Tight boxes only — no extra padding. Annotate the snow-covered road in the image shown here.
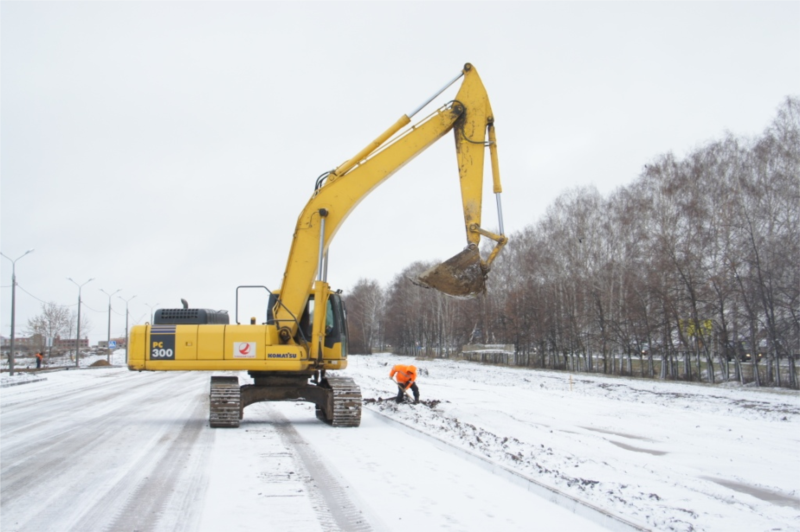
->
[1,370,214,531]
[0,363,603,532]
[1,353,798,531]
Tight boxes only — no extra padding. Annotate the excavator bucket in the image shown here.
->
[412,245,487,298]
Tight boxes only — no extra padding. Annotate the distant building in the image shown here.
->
[0,334,45,354]
[53,336,89,349]
[15,334,45,347]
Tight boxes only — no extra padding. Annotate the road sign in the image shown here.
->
[109,341,117,349]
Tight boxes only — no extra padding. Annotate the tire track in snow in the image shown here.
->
[0,373,199,499]
[0,368,155,411]
[265,404,373,532]
[85,397,211,532]
[0,372,208,532]
[0,372,188,453]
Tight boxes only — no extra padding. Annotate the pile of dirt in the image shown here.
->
[89,360,111,367]
[363,397,443,409]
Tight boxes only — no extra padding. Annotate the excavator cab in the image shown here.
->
[267,291,349,357]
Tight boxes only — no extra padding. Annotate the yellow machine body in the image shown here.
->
[128,287,349,373]
[127,325,349,372]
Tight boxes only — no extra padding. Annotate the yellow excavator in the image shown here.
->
[128,63,508,427]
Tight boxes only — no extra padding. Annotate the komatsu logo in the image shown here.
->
[267,353,297,359]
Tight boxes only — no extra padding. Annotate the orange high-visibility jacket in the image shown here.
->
[390,365,417,388]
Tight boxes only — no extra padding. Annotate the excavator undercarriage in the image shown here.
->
[209,373,362,428]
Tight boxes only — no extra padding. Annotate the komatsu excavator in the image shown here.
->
[128,63,508,428]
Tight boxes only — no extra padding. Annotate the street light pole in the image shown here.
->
[100,288,121,363]
[119,295,136,364]
[1,249,34,377]
[145,302,160,324]
[68,277,94,368]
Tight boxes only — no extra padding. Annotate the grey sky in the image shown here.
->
[2,1,799,344]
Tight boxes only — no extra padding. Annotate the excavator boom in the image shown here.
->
[274,63,508,342]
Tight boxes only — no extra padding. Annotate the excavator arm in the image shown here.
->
[273,63,508,348]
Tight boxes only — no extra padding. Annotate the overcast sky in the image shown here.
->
[2,1,798,344]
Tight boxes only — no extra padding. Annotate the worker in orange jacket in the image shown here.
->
[390,364,420,404]
[35,352,43,369]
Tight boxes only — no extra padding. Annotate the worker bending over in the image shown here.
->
[390,364,420,404]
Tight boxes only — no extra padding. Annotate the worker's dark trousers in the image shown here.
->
[396,382,419,403]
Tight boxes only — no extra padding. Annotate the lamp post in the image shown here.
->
[68,277,94,368]
[144,302,160,324]
[1,249,34,376]
[100,288,121,363]
[119,295,136,364]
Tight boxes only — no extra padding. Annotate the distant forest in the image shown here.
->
[344,97,799,388]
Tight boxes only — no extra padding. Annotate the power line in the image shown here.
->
[15,284,51,304]
[11,284,128,314]
[14,284,82,307]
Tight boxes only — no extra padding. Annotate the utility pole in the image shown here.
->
[1,249,34,376]
[145,302,160,324]
[100,288,121,363]
[119,295,136,364]
[68,277,94,368]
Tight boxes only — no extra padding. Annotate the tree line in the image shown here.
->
[23,302,93,347]
[344,97,800,388]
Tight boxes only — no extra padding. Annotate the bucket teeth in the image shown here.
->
[413,245,487,298]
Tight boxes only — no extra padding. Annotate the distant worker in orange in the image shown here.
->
[390,364,420,404]
[35,352,43,369]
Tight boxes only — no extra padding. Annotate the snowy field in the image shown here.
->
[1,351,798,531]
[351,354,800,531]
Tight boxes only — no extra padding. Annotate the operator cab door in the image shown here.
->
[267,292,348,356]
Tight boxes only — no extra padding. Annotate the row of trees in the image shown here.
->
[24,302,92,347]
[345,97,799,388]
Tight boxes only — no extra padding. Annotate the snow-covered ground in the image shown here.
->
[0,351,122,387]
[1,352,798,531]
[349,354,800,531]
[0,350,121,373]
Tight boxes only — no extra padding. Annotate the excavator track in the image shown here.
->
[317,377,362,427]
[209,376,241,428]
